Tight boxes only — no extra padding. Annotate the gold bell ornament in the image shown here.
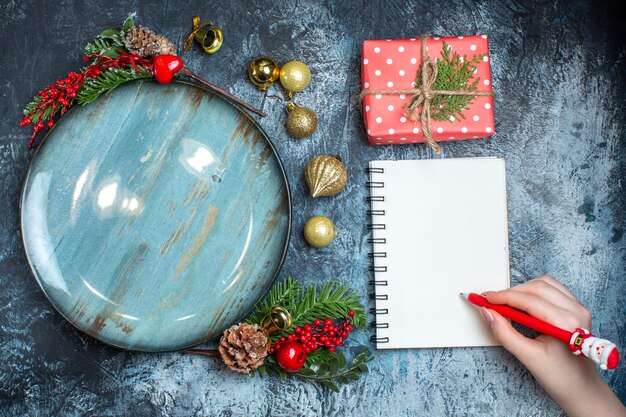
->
[285,102,318,138]
[304,216,338,248]
[280,61,311,98]
[304,155,348,198]
[248,56,281,91]
[183,16,223,54]
[260,306,293,335]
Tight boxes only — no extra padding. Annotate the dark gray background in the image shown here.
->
[1,1,624,416]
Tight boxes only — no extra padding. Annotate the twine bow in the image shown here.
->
[183,16,213,53]
[361,35,495,154]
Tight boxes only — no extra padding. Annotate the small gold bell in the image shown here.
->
[260,306,293,334]
[195,26,223,54]
[285,102,318,138]
[248,56,280,91]
[183,16,223,54]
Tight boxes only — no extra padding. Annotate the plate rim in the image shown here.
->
[18,79,292,352]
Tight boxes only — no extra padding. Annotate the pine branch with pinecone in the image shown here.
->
[21,16,179,147]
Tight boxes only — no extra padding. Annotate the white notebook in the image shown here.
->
[367,157,510,349]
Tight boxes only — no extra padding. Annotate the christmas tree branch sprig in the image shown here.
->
[418,40,486,122]
[245,278,372,391]
[246,277,367,341]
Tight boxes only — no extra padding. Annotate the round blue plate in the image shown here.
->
[20,81,291,352]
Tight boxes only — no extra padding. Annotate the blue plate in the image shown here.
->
[20,81,291,352]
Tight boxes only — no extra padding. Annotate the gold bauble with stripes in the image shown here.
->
[304,155,348,198]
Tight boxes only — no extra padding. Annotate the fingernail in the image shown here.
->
[480,307,495,324]
[481,291,494,297]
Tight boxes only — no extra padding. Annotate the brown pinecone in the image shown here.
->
[218,323,268,373]
[124,25,177,57]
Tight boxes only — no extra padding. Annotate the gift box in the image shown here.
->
[361,35,495,149]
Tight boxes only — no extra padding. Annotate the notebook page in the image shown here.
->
[369,158,510,349]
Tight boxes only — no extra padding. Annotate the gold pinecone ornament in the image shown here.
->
[218,323,269,373]
[124,25,177,57]
[304,155,348,197]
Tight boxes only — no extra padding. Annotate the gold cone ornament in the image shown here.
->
[218,323,269,373]
[285,102,318,138]
[280,61,311,98]
[304,155,348,198]
[124,25,177,57]
[248,56,280,91]
[304,216,338,248]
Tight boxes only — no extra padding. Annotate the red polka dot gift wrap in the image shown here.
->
[361,35,495,146]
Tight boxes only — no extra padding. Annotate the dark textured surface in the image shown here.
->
[1,1,624,416]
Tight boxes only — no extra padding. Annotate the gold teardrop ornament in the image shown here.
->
[248,56,280,91]
[304,216,338,248]
[285,102,318,138]
[304,155,348,198]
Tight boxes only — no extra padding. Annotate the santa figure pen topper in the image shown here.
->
[462,293,619,370]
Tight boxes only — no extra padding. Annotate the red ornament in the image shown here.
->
[275,341,307,373]
[153,55,183,84]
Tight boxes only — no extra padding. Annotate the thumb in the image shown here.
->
[481,307,542,364]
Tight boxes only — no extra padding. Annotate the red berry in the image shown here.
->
[314,319,322,326]
[47,120,54,128]
[288,334,296,341]
[348,310,355,318]
[275,341,307,373]
[280,337,286,343]
[329,347,335,352]
[304,325,312,332]
[346,325,353,332]
[324,319,332,327]
[295,327,302,334]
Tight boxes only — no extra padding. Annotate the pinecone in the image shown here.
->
[124,25,177,57]
[218,323,269,373]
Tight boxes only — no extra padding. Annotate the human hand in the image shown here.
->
[480,275,625,417]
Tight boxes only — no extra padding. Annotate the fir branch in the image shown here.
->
[287,282,366,331]
[416,40,486,122]
[246,277,300,326]
[76,66,152,105]
[246,278,366,339]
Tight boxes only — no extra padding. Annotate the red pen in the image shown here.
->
[461,292,619,370]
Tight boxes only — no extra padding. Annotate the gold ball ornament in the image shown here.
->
[279,61,311,97]
[285,102,318,138]
[304,216,338,248]
[304,155,348,198]
[248,56,280,91]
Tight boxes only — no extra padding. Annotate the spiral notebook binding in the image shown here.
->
[367,164,389,344]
